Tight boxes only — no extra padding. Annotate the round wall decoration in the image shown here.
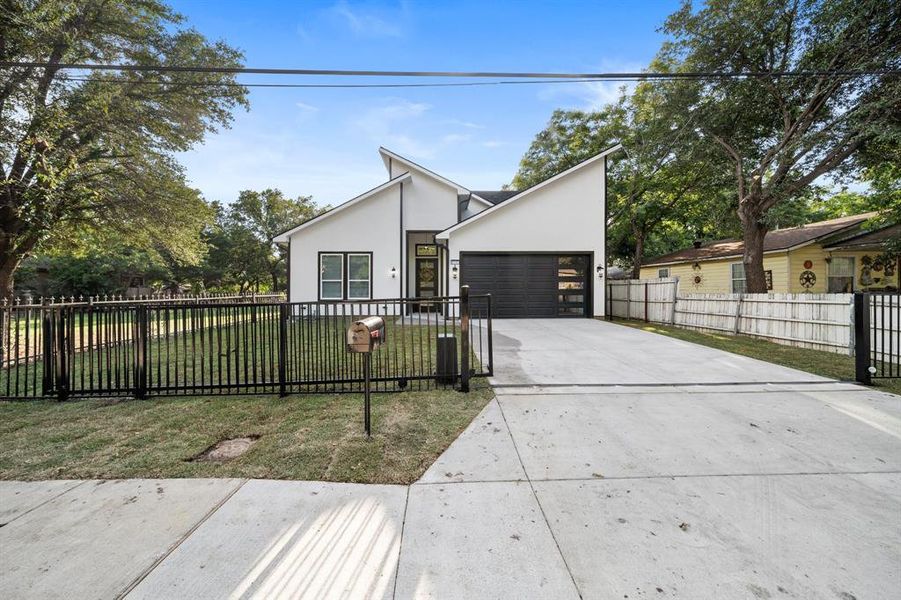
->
[799,270,817,288]
[692,274,703,286]
[803,260,813,269]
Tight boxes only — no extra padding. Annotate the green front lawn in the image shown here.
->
[0,380,493,483]
[613,318,901,396]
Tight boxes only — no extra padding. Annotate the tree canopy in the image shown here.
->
[0,0,249,296]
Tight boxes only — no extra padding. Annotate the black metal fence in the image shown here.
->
[0,291,492,400]
[854,291,900,384]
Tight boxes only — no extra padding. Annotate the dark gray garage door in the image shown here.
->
[460,253,590,318]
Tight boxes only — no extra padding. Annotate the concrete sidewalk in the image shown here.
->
[2,382,898,599]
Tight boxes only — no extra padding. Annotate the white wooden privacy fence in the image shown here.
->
[607,278,855,354]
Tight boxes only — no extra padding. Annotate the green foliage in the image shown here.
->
[512,76,731,273]
[0,0,249,294]
[16,247,171,298]
[656,0,900,290]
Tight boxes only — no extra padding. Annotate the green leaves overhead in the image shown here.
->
[1,0,249,294]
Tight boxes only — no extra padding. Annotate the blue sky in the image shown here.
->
[171,0,680,207]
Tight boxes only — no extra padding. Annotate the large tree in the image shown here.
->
[0,0,248,298]
[227,189,324,292]
[658,0,901,292]
[513,81,728,276]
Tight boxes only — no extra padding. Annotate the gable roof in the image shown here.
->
[472,190,519,205]
[643,212,879,267]
[823,222,900,250]
[273,172,411,242]
[379,147,493,209]
[436,144,623,239]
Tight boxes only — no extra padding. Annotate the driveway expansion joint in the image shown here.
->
[496,395,585,599]
[118,478,249,599]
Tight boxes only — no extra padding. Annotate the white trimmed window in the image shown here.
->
[347,254,372,300]
[731,263,747,293]
[828,257,855,292]
[320,254,343,300]
[657,268,670,278]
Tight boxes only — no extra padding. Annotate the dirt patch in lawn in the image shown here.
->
[190,435,260,462]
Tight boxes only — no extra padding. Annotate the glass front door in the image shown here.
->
[414,258,439,312]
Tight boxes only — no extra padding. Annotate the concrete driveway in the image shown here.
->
[487,318,831,385]
[2,320,899,599]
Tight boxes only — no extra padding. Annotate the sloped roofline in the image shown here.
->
[436,144,623,239]
[273,172,411,242]
[378,147,493,208]
[643,212,878,267]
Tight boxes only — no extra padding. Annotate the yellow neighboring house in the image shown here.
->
[640,213,899,294]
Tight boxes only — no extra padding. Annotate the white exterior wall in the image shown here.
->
[287,183,403,305]
[441,158,607,317]
[401,171,458,231]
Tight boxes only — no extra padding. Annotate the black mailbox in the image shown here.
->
[346,316,386,353]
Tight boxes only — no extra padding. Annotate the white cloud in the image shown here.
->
[296,102,319,112]
[331,1,404,38]
[537,60,644,110]
[481,140,505,148]
[441,133,471,144]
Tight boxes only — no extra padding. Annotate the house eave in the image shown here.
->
[436,143,623,239]
[273,172,411,242]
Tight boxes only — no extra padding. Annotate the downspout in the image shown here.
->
[603,156,609,318]
[286,238,291,303]
[399,181,404,299]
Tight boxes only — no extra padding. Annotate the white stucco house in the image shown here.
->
[273,145,621,318]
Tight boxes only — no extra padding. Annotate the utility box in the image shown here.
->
[346,316,386,353]
[436,333,458,384]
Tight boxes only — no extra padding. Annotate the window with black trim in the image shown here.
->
[320,253,344,300]
[319,252,372,300]
[347,254,372,300]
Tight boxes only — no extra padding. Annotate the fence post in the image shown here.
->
[670,278,679,324]
[133,305,148,399]
[625,281,631,320]
[644,281,649,322]
[54,307,69,401]
[734,293,745,334]
[278,303,288,397]
[41,305,54,397]
[853,292,871,385]
[460,284,470,393]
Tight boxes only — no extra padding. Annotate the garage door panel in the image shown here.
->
[461,253,589,318]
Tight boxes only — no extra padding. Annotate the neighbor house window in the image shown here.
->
[657,268,670,278]
[320,253,344,300]
[731,263,746,293]
[347,253,372,300]
[828,257,855,293]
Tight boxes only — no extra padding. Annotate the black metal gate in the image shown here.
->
[1,290,493,400]
[854,291,900,384]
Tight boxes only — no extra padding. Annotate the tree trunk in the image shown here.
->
[270,270,279,293]
[631,228,646,279]
[738,204,768,293]
[0,254,23,369]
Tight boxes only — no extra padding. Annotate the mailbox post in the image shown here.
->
[346,316,386,437]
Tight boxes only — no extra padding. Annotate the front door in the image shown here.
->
[414,258,439,312]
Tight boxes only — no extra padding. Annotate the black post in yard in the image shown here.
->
[854,292,871,385]
[486,294,493,377]
[278,303,288,397]
[460,284,470,393]
[363,353,372,436]
[134,305,148,399]
[54,308,69,401]
[41,305,53,397]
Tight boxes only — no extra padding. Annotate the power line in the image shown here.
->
[59,76,643,89]
[3,61,898,80]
